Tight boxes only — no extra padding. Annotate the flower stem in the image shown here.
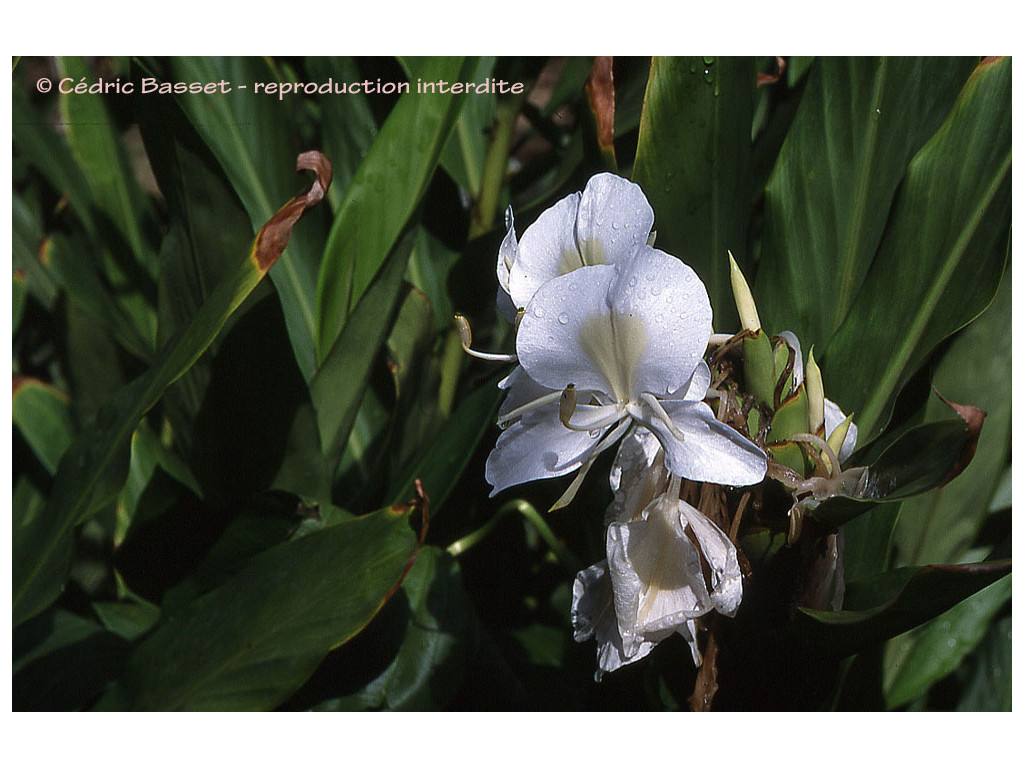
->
[447,499,581,573]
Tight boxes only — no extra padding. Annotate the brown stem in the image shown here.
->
[689,617,720,712]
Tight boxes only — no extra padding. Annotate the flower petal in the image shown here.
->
[516,264,625,397]
[677,501,743,617]
[777,330,804,388]
[507,192,581,310]
[648,399,767,486]
[496,366,555,421]
[677,621,702,666]
[495,206,519,320]
[572,560,657,681]
[608,247,713,398]
[484,402,601,495]
[606,427,668,525]
[665,359,712,403]
[824,398,859,462]
[607,499,710,655]
[575,173,655,266]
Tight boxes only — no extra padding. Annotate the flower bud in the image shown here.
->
[805,347,825,434]
[729,251,761,333]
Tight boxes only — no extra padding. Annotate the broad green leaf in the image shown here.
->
[13,377,74,475]
[389,375,503,513]
[310,232,413,485]
[893,269,1011,567]
[92,599,161,641]
[43,233,152,359]
[14,608,129,711]
[57,57,159,281]
[12,193,58,310]
[306,57,378,205]
[956,614,1011,711]
[809,405,984,529]
[756,57,975,352]
[314,546,472,711]
[13,267,27,331]
[824,57,1011,438]
[13,155,331,627]
[160,56,326,380]
[840,504,901,584]
[315,56,475,358]
[884,574,1010,709]
[633,56,756,329]
[108,504,420,710]
[793,559,1010,658]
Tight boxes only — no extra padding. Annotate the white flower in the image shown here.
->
[495,173,654,320]
[571,428,741,680]
[484,246,766,496]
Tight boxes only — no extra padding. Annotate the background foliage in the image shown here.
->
[12,55,1011,711]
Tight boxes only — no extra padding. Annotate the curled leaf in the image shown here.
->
[252,151,332,273]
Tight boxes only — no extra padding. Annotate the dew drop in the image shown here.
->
[589,429,601,438]
[628,277,638,287]
[611,221,619,230]
[946,638,957,649]
[558,312,569,325]
[652,285,663,296]
[646,272,657,281]
[534,306,545,318]
[875,107,881,114]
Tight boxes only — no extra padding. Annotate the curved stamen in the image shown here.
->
[789,432,842,478]
[549,416,631,512]
[563,404,627,433]
[495,389,565,426]
[640,392,687,442]
[454,314,518,363]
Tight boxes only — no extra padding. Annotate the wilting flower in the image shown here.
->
[571,428,741,680]
[495,173,654,320]
[485,246,766,496]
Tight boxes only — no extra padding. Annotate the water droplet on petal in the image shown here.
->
[534,306,545,318]
[611,221,619,230]
[651,285,662,296]
[589,429,601,438]
[628,277,638,287]
[558,312,569,325]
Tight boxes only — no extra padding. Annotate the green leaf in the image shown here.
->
[310,232,414,485]
[632,56,756,329]
[315,56,475,358]
[430,56,497,197]
[756,57,975,352]
[315,546,472,711]
[13,377,75,475]
[824,58,1011,438]
[956,614,1011,711]
[108,504,420,710]
[389,376,502,514]
[57,57,159,281]
[306,57,378,204]
[13,267,27,331]
[892,269,1011,567]
[13,155,331,627]
[14,608,129,711]
[884,574,1010,709]
[793,560,1010,657]
[809,410,984,529]
[92,599,161,641]
[159,56,325,380]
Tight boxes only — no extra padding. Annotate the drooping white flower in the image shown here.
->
[495,173,655,320]
[484,246,766,496]
[571,428,740,680]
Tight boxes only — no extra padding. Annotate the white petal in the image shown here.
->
[677,501,743,617]
[575,173,655,267]
[496,206,519,305]
[507,193,581,310]
[607,499,710,655]
[571,560,657,680]
[665,359,712,403]
[676,620,702,666]
[496,366,555,421]
[777,330,804,388]
[606,427,668,526]
[516,264,624,398]
[608,247,713,398]
[824,398,859,462]
[484,403,601,495]
[647,399,767,486]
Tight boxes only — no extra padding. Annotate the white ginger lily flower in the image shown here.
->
[484,246,766,497]
[571,428,741,680]
[495,173,655,321]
